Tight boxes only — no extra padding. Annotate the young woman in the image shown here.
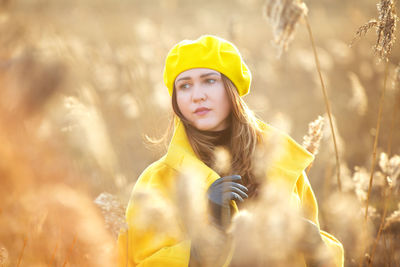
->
[118,35,344,267]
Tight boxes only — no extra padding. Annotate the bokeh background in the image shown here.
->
[1,0,399,266]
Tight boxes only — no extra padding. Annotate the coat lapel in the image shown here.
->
[258,122,315,196]
[164,119,221,190]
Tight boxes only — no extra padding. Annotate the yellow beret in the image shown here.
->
[163,35,252,97]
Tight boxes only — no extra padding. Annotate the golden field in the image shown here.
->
[0,0,399,266]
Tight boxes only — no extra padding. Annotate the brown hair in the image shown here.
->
[171,74,263,197]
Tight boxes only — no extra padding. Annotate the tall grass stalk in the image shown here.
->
[304,16,342,191]
[48,242,59,267]
[358,62,389,267]
[16,236,27,267]
[303,115,324,175]
[387,64,399,156]
[368,185,391,266]
[373,66,400,267]
[382,234,391,266]
[62,234,77,267]
[364,61,389,223]
[387,103,397,156]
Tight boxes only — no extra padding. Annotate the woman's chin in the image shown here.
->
[195,125,213,131]
[193,122,216,131]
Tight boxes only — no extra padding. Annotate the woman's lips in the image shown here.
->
[194,107,210,116]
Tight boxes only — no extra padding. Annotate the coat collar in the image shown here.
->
[163,118,314,196]
[164,118,220,191]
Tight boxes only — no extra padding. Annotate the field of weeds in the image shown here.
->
[0,0,399,266]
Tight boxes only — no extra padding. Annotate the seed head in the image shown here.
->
[263,0,308,57]
[352,0,398,61]
[375,0,398,61]
[213,146,231,176]
[348,72,368,116]
[302,115,324,156]
[353,166,370,202]
[0,246,8,265]
[94,192,127,239]
[379,152,400,184]
[352,20,379,41]
[384,203,400,229]
[394,64,400,88]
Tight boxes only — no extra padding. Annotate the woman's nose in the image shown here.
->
[191,84,207,102]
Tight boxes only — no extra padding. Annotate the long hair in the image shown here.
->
[171,74,263,197]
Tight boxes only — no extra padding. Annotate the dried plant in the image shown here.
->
[1,55,66,119]
[375,0,398,61]
[322,192,373,265]
[263,0,308,56]
[302,115,324,156]
[2,0,400,266]
[213,146,232,176]
[252,128,285,184]
[302,115,324,175]
[353,166,370,203]
[388,64,400,156]
[384,203,400,230]
[348,72,368,116]
[63,89,118,176]
[0,136,117,266]
[393,64,400,90]
[263,0,343,191]
[94,192,128,239]
[368,158,397,266]
[0,26,116,267]
[364,47,390,226]
[353,20,379,38]
[230,183,306,267]
[130,188,180,235]
[0,245,8,266]
[174,170,231,267]
[352,0,398,61]
[379,152,400,182]
[351,3,398,239]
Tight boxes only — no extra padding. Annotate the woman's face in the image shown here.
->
[174,68,231,131]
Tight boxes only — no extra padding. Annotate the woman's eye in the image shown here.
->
[179,83,190,90]
[206,79,216,84]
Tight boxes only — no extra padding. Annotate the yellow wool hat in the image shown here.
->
[163,35,252,97]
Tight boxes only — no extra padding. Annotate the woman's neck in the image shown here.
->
[196,125,232,147]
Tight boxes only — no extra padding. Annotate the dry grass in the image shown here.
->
[348,72,368,116]
[384,204,400,230]
[352,0,398,62]
[350,4,398,266]
[263,0,343,192]
[263,0,308,57]
[94,192,127,239]
[302,115,324,156]
[1,0,400,266]
[0,5,117,266]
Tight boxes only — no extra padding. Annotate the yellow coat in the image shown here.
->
[117,119,344,267]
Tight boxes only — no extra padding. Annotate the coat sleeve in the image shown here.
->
[294,171,344,267]
[117,163,191,267]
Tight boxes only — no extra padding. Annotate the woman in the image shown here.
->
[118,35,344,267]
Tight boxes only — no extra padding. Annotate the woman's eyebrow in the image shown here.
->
[200,72,220,78]
[175,76,191,83]
[175,72,219,83]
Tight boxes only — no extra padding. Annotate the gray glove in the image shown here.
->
[189,175,247,267]
[207,175,249,230]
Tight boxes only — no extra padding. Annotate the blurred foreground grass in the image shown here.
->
[0,0,399,266]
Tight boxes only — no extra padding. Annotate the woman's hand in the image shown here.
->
[190,175,247,267]
[207,175,248,230]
